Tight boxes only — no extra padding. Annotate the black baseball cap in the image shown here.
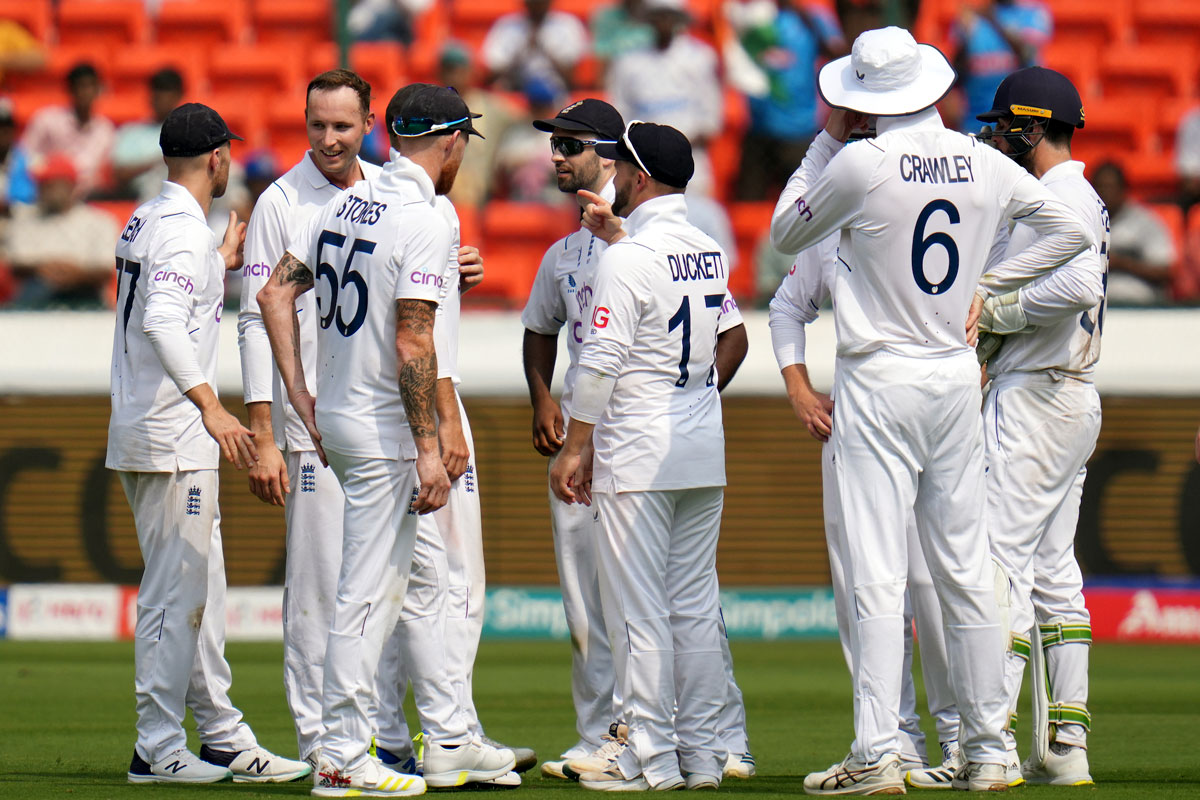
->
[977,66,1085,129]
[532,98,625,141]
[595,121,694,189]
[160,102,243,157]
[386,83,483,139]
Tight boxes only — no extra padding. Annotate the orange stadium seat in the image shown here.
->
[252,0,333,46]
[108,44,207,97]
[478,202,575,303]
[728,201,773,300]
[3,43,112,94]
[1040,40,1098,99]
[1099,46,1196,104]
[1073,98,1155,162]
[9,89,64,130]
[1122,155,1179,202]
[208,44,304,96]
[1132,0,1200,48]
[405,3,448,81]
[95,91,149,127]
[1175,205,1200,301]
[0,0,53,43]
[155,0,249,47]
[1050,0,1133,51]
[1148,203,1184,263]
[56,0,150,49]
[305,42,407,104]
[196,91,268,148]
[265,92,314,166]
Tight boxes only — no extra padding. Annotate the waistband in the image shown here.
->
[988,368,1094,391]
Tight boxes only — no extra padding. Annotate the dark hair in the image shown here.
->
[306,69,372,117]
[149,67,184,94]
[66,62,100,88]
[1091,160,1126,189]
[1042,118,1075,148]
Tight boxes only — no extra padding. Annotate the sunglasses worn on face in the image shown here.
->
[392,116,468,137]
[549,137,613,157]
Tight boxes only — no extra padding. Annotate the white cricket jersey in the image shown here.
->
[522,181,742,420]
[107,181,225,472]
[770,109,1093,359]
[238,153,381,451]
[285,153,451,461]
[577,194,729,493]
[984,160,1109,379]
[433,195,462,386]
[768,233,839,369]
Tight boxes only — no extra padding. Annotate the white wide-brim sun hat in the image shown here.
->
[818,26,956,117]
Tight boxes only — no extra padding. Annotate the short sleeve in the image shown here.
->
[144,221,214,320]
[578,243,647,377]
[395,208,453,303]
[716,290,743,334]
[285,200,328,268]
[521,238,569,334]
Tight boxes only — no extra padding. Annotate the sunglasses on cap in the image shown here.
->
[391,116,469,137]
[549,136,613,157]
[622,120,653,177]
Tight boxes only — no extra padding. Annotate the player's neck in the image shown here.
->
[1029,146,1071,181]
[314,153,363,190]
[168,173,216,216]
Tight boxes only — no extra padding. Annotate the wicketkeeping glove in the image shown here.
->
[978,290,1027,335]
[976,332,1004,365]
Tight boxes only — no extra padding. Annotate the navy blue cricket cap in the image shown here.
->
[977,66,1085,129]
[532,98,625,142]
[160,102,242,157]
[387,83,483,139]
[595,121,694,189]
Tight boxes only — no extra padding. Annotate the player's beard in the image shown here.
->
[435,142,465,195]
[612,180,633,217]
[212,157,230,198]
[556,157,601,194]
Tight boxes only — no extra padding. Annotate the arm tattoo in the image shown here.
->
[396,299,438,439]
[274,252,314,288]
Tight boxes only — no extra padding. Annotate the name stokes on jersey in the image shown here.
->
[333,193,387,225]
[900,153,975,185]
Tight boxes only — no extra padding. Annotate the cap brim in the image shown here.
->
[818,44,956,117]
[533,117,601,134]
[594,141,631,162]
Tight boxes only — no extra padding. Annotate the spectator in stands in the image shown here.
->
[482,0,589,96]
[0,20,46,86]
[110,67,184,201]
[243,149,279,206]
[441,40,520,209]
[493,77,569,205]
[591,0,653,70]
[0,97,35,215]
[4,155,119,309]
[607,0,722,195]
[1175,107,1200,212]
[347,0,433,44]
[833,0,918,42]
[1092,161,1176,306]
[20,62,115,197]
[728,0,845,200]
[950,0,1052,131]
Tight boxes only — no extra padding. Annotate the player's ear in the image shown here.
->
[363,110,376,135]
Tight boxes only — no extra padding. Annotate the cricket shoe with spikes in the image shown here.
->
[563,723,629,781]
[905,741,962,790]
[803,753,905,795]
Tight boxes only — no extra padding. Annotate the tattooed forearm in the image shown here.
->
[396,299,439,440]
[274,252,314,288]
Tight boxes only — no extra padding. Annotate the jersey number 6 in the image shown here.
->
[912,199,960,295]
[316,230,375,337]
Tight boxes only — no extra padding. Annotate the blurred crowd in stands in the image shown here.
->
[1,0,1198,310]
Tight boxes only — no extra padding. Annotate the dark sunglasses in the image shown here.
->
[391,116,468,137]
[549,136,613,157]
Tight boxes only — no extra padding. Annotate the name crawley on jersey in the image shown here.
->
[899,153,975,183]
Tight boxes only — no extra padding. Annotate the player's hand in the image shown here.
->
[247,439,289,506]
[550,450,581,504]
[573,444,594,506]
[290,389,328,467]
[966,292,984,347]
[219,210,248,271]
[413,450,451,514]
[788,386,835,442]
[825,108,873,143]
[578,189,625,245]
[438,418,470,481]
[531,400,564,456]
[458,246,484,293]
[202,407,258,469]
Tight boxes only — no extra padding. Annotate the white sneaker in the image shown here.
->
[685,773,720,790]
[580,768,685,792]
[480,735,536,774]
[127,748,232,784]
[423,738,515,787]
[1022,744,1093,786]
[905,741,961,790]
[311,757,426,797]
[471,771,522,790]
[803,753,905,795]
[951,762,1008,792]
[1004,754,1025,788]
[200,744,312,783]
[723,752,756,779]
[543,759,570,779]
[564,723,629,779]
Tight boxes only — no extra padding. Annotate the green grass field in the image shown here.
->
[1,639,1199,798]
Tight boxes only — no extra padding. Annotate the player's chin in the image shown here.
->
[556,173,579,192]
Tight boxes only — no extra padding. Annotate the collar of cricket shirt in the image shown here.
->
[159,180,208,224]
[622,192,688,239]
[381,149,436,204]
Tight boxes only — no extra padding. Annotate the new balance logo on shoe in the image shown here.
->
[163,760,187,774]
[246,758,269,775]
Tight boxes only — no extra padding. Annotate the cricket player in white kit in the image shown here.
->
[258,84,513,797]
[237,69,381,768]
[550,120,734,792]
[109,102,310,785]
[768,27,1093,794]
[768,236,962,786]
[973,67,1108,787]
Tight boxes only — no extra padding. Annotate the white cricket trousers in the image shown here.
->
[441,392,485,735]
[595,486,727,786]
[832,351,1006,766]
[120,469,256,764]
[374,511,472,752]
[822,444,959,757]
[282,449,344,761]
[548,448,616,756]
[320,449,420,772]
[985,372,1099,749]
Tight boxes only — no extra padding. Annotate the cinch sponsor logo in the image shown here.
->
[154,270,194,293]
[721,296,738,315]
[410,271,445,288]
[668,251,725,282]
[572,320,583,344]
[243,262,271,277]
[575,284,593,316]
